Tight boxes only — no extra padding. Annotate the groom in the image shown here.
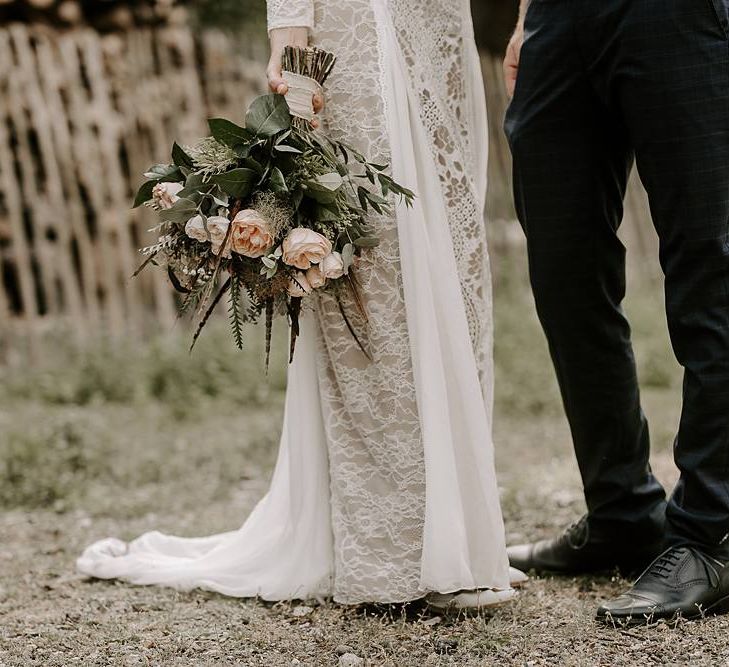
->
[503,0,729,623]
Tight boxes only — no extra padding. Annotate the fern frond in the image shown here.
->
[264,298,274,373]
[242,284,262,323]
[228,273,245,351]
[190,277,232,353]
[180,276,210,316]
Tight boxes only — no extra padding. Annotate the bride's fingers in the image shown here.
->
[268,76,288,95]
[271,79,289,95]
[266,60,288,95]
[313,92,324,114]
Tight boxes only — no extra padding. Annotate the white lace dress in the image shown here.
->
[77,0,511,604]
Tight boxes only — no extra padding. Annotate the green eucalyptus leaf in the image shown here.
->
[243,157,266,175]
[208,118,252,148]
[177,173,211,200]
[132,180,156,208]
[353,236,380,248]
[304,172,344,204]
[304,184,337,204]
[210,168,258,199]
[366,191,389,205]
[159,197,198,224]
[316,172,343,190]
[358,187,369,212]
[274,144,303,154]
[315,203,340,222]
[275,129,292,144]
[378,174,391,197]
[235,143,253,158]
[172,142,194,169]
[176,187,204,203]
[269,167,288,193]
[185,172,206,189]
[245,94,291,138]
[144,163,181,181]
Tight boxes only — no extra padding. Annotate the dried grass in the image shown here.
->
[3,250,721,667]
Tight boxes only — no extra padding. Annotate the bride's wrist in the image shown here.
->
[269,27,309,54]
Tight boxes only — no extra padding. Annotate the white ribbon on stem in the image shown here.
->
[282,71,322,122]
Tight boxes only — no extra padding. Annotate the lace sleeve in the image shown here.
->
[266,0,315,32]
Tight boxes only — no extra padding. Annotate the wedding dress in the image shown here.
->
[77,0,516,604]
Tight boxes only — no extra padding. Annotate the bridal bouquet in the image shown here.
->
[133,47,414,365]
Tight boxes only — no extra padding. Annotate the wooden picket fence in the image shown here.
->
[0,24,267,356]
[0,24,657,358]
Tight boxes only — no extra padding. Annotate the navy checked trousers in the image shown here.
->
[505,0,729,554]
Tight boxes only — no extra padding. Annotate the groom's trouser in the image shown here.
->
[506,0,729,553]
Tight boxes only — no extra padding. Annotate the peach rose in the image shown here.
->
[305,264,327,289]
[282,228,332,270]
[152,182,184,209]
[230,209,274,258]
[320,251,345,279]
[288,272,312,297]
[207,216,232,258]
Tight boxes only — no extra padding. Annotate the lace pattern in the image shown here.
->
[310,0,426,605]
[270,0,493,604]
[266,0,314,31]
[390,0,493,397]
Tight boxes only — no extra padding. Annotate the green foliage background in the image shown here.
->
[190,0,266,34]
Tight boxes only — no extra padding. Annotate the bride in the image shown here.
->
[77,0,524,609]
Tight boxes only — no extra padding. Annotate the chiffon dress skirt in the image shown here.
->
[77,0,516,604]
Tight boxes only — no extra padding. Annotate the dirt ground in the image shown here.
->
[3,251,729,666]
[4,431,729,666]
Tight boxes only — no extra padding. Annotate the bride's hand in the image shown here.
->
[267,27,324,128]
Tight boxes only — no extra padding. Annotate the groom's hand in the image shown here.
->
[503,25,524,99]
[267,27,324,128]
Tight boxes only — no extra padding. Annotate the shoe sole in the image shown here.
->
[596,593,729,627]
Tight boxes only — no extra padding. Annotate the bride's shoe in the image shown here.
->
[509,566,529,587]
[425,567,527,612]
[425,587,516,612]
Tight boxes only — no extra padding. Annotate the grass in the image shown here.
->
[2,241,725,667]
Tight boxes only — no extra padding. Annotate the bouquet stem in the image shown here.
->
[282,46,336,131]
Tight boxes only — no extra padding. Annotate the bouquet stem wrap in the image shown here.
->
[281,46,336,130]
[281,72,322,122]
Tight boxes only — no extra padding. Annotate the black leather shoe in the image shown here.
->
[596,546,729,625]
[508,515,663,575]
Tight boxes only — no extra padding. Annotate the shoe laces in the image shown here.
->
[649,547,684,579]
[645,546,722,587]
[564,515,590,550]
